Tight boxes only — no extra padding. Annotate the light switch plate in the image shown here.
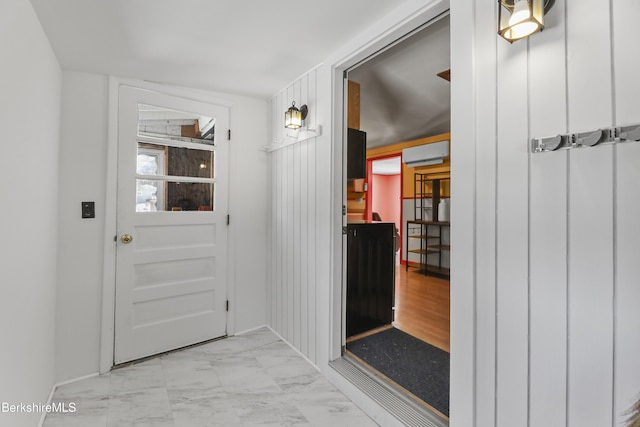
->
[82,201,95,219]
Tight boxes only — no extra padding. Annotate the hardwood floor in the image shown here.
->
[393,265,450,352]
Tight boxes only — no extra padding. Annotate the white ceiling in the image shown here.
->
[29,1,451,148]
[29,0,402,99]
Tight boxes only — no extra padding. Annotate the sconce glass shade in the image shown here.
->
[498,0,546,43]
[284,102,308,129]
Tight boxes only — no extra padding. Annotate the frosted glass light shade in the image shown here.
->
[284,102,307,129]
[498,0,545,43]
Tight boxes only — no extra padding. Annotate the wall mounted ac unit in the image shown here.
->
[402,140,449,167]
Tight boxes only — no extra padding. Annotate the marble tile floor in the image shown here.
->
[43,327,378,427]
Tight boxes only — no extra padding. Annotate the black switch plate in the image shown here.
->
[82,201,95,219]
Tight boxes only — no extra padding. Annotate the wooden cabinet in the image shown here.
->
[346,223,396,337]
[347,128,366,179]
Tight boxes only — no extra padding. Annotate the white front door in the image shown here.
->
[114,85,229,364]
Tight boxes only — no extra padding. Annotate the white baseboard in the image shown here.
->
[233,324,270,336]
[265,326,322,374]
[37,372,100,427]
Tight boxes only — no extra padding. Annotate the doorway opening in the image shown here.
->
[343,11,451,422]
[369,155,402,266]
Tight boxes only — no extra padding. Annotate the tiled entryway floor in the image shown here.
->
[43,327,377,427]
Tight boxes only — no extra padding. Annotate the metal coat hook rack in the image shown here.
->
[531,123,640,153]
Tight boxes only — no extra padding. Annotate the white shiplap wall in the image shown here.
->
[268,69,322,364]
[267,0,640,426]
[451,0,640,426]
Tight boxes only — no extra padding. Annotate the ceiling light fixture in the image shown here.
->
[284,101,308,129]
[498,0,555,43]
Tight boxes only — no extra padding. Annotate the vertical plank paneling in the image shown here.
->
[267,72,320,363]
[270,130,276,327]
[299,74,310,357]
[270,147,275,331]
[529,151,568,427]
[278,144,285,337]
[299,141,309,356]
[282,144,289,340]
[566,0,613,131]
[275,95,281,144]
[613,0,640,125]
[307,138,317,364]
[281,144,288,340]
[566,0,614,425]
[292,80,302,349]
[567,147,614,427]
[272,95,279,145]
[287,145,295,340]
[612,1,640,420]
[293,142,302,349]
[614,142,640,423]
[456,2,637,426]
[268,98,275,327]
[309,70,318,363]
[301,74,310,124]
[276,149,283,334]
[308,69,317,130]
[284,88,293,342]
[277,90,284,143]
[495,40,530,427]
[313,70,331,367]
[474,2,498,426]
[528,1,569,425]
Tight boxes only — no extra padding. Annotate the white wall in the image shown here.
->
[0,0,61,426]
[268,68,326,364]
[450,0,640,426]
[55,74,269,382]
[56,71,109,382]
[226,90,269,334]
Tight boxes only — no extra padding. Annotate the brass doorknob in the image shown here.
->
[121,234,133,244]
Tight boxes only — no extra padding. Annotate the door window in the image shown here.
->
[135,104,218,212]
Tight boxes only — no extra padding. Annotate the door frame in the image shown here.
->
[326,1,471,424]
[330,1,451,361]
[100,77,235,373]
[366,154,403,261]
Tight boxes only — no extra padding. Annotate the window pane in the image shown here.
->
[137,146,165,176]
[136,179,214,212]
[137,143,214,179]
[136,178,163,212]
[138,104,215,145]
[137,154,159,175]
[167,147,214,179]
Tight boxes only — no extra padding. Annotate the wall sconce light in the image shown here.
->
[284,101,308,129]
[498,0,555,43]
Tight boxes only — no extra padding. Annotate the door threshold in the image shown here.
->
[345,349,449,420]
[112,335,228,370]
[330,355,449,427]
[346,324,394,343]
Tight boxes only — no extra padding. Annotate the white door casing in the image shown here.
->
[114,85,229,364]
